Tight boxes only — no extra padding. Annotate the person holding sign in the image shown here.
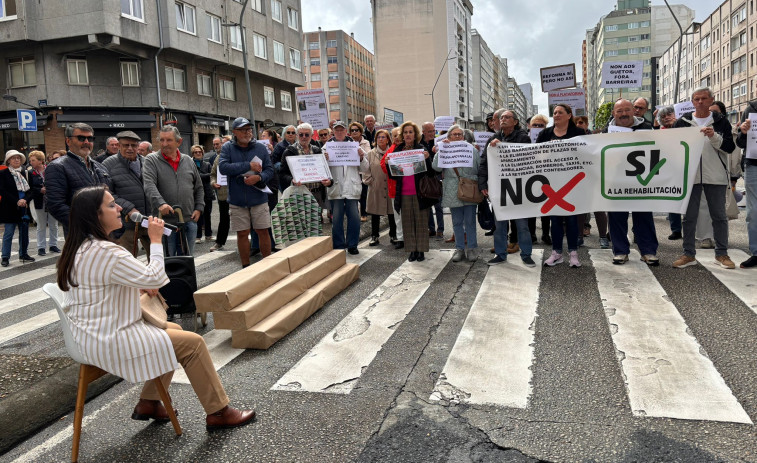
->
[386,121,436,262]
[737,99,757,267]
[323,121,369,255]
[364,129,397,246]
[432,125,480,262]
[279,123,329,209]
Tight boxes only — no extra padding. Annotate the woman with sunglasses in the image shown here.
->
[363,129,397,246]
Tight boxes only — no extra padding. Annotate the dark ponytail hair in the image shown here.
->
[56,185,112,291]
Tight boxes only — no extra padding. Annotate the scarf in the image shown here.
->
[294,141,312,156]
[8,165,30,192]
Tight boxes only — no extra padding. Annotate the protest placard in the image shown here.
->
[674,101,696,118]
[387,149,427,176]
[436,141,475,168]
[323,141,360,166]
[600,61,643,88]
[474,131,493,149]
[295,89,329,130]
[747,113,757,159]
[486,128,706,220]
[548,88,587,117]
[540,64,577,92]
[286,154,332,184]
[607,125,633,133]
[433,116,455,134]
[217,171,227,186]
[530,128,543,143]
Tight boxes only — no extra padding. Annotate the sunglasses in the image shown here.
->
[319,133,329,137]
[286,131,296,135]
[74,135,95,142]
[298,133,311,137]
[350,128,361,132]
[531,124,545,128]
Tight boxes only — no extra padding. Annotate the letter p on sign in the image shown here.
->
[17,109,37,132]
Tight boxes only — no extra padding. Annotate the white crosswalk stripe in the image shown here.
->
[696,249,757,315]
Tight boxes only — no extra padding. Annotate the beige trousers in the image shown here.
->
[140,322,230,414]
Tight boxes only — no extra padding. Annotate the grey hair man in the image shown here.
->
[142,125,204,256]
[364,114,377,148]
[137,141,153,157]
[95,136,120,163]
[205,136,223,165]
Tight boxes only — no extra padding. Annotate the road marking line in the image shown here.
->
[0,310,59,345]
[0,265,57,291]
[696,249,757,315]
[0,253,58,273]
[430,250,543,407]
[272,249,453,394]
[590,249,752,424]
[0,288,47,316]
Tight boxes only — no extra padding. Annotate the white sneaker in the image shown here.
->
[209,243,224,252]
[569,251,581,268]
[467,248,479,262]
[544,250,563,266]
[452,249,465,262]
[613,254,629,265]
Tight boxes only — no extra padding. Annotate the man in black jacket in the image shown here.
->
[363,115,377,148]
[46,123,111,234]
[478,110,535,267]
[102,130,150,257]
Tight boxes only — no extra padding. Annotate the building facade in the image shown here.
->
[657,0,754,124]
[470,30,497,129]
[371,0,474,126]
[507,78,528,121]
[302,29,376,124]
[518,82,535,119]
[493,55,510,114]
[0,0,305,156]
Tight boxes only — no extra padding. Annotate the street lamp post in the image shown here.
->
[663,1,700,104]
[426,48,458,119]
[223,0,255,128]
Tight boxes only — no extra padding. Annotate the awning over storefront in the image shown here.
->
[57,112,157,130]
[193,115,226,127]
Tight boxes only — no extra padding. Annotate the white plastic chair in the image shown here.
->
[43,283,181,462]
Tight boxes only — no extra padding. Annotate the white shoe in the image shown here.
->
[209,243,224,252]
[544,250,563,266]
[452,249,465,262]
[569,251,581,268]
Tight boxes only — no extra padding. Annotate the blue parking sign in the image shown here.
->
[17,109,37,132]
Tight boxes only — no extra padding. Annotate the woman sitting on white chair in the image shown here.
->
[56,185,255,430]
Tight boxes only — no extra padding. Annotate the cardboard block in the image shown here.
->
[275,236,333,272]
[289,249,347,289]
[229,263,360,349]
[212,272,309,330]
[193,257,290,312]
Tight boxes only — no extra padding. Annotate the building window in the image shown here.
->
[327,56,338,64]
[264,86,275,108]
[271,0,282,22]
[120,0,143,21]
[605,37,618,45]
[281,91,292,111]
[165,64,186,92]
[8,56,35,87]
[219,77,235,100]
[329,88,339,96]
[640,20,650,27]
[733,55,747,75]
[121,60,139,87]
[326,39,337,48]
[309,41,319,50]
[289,47,301,70]
[310,73,321,81]
[287,7,298,30]
[330,103,340,111]
[628,48,639,55]
[273,41,285,65]
[310,58,320,66]
[66,58,89,85]
[605,24,618,32]
[197,72,211,96]
[253,34,267,59]
[229,25,242,50]
[175,2,196,35]
[606,50,618,57]
[206,13,222,43]
[328,72,339,80]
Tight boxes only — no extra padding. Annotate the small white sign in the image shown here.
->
[436,141,475,168]
[286,154,332,184]
[540,63,577,92]
[674,101,696,119]
[600,61,644,89]
[323,141,360,166]
[433,116,455,134]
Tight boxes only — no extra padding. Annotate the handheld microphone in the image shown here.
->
[129,212,176,236]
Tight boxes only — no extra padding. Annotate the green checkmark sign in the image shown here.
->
[636,158,667,186]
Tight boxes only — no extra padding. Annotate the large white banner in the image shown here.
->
[296,89,329,131]
[487,128,706,220]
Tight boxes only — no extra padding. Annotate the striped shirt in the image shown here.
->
[65,240,178,382]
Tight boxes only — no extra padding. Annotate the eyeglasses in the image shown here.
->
[74,135,95,142]
[633,106,646,111]
[531,124,545,128]
[298,133,311,137]
[286,131,296,135]
[350,128,361,132]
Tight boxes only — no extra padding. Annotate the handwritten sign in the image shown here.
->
[747,113,757,159]
[286,154,332,184]
[323,141,360,166]
[600,61,643,88]
[674,101,696,118]
[540,64,577,92]
[548,88,587,117]
[296,88,329,131]
[387,149,427,177]
[436,141,474,168]
[474,131,494,149]
[217,171,227,186]
[433,116,455,134]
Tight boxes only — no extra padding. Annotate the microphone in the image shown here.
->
[129,212,176,236]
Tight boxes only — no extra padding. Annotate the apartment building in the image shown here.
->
[507,77,528,121]
[0,0,304,155]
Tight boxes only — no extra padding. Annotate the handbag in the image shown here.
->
[418,175,442,200]
[454,168,483,203]
[141,292,169,329]
[478,199,495,230]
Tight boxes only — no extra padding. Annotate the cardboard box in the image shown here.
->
[275,236,333,272]
[213,272,309,330]
[193,257,290,312]
[289,249,347,289]
[230,263,360,349]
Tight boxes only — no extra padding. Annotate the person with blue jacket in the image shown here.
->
[219,117,274,268]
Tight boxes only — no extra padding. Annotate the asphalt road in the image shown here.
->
[1,208,757,463]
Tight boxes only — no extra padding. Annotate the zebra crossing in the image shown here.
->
[1,230,756,429]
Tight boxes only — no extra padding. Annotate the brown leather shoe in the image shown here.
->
[206,406,256,431]
[445,234,456,243]
[131,399,177,422]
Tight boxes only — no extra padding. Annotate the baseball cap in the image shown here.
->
[231,117,252,130]
[333,120,347,128]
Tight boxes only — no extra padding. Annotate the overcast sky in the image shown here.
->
[303,0,717,117]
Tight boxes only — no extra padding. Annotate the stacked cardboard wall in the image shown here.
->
[194,236,359,349]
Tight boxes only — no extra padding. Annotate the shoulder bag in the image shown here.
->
[453,168,483,203]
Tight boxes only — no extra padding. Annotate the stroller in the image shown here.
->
[159,206,207,331]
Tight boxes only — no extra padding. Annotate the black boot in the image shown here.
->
[408,251,417,262]
[416,252,425,262]
[369,236,380,246]
[394,240,404,250]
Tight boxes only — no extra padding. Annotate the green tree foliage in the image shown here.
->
[594,102,614,131]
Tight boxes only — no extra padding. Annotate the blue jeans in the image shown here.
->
[550,215,579,253]
[428,200,444,232]
[331,198,360,249]
[2,221,29,258]
[166,220,197,256]
[494,218,531,259]
[608,211,658,256]
[450,205,478,250]
[746,164,757,256]
[667,213,681,233]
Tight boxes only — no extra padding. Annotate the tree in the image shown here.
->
[594,102,614,131]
